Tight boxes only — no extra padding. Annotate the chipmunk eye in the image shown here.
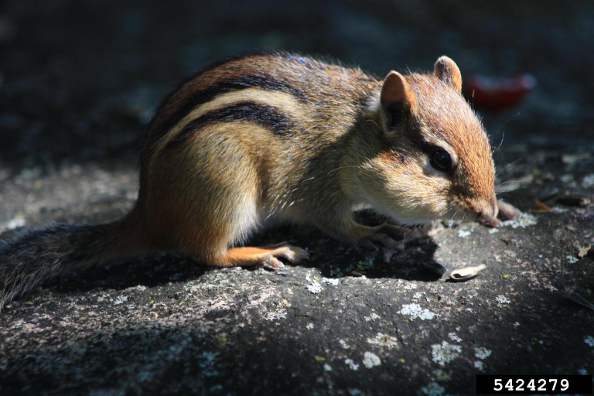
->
[429,146,454,173]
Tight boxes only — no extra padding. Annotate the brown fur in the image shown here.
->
[408,74,495,204]
[131,52,498,263]
[0,53,506,311]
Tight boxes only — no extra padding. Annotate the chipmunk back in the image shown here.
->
[0,52,515,310]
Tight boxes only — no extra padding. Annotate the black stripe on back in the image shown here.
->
[152,74,306,140]
[166,101,295,148]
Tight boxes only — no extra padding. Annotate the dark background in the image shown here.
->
[1,2,593,396]
[1,0,594,171]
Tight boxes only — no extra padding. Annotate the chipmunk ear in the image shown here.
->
[434,55,462,93]
[380,71,417,132]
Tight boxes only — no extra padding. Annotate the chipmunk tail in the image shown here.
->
[0,217,143,312]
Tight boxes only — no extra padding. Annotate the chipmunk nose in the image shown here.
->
[476,196,500,227]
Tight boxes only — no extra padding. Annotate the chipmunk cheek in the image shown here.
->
[444,195,470,219]
[376,150,408,172]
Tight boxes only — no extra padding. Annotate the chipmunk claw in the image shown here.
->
[371,233,404,263]
[355,224,407,263]
[274,245,309,263]
[259,244,309,271]
[262,255,285,270]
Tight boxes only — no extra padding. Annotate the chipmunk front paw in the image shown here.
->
[356,223,411,263]
[497,199,521,221]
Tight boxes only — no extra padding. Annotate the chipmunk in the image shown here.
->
[0,52,519,311]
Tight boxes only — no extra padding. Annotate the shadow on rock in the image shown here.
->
[54,253,211,294]
[252,222,445,282]
[53,223,444,296]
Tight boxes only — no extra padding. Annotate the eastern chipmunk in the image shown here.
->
[0,53,518,310]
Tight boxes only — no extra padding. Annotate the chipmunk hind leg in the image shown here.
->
[147,124,308,269]
[214,245,309,270]
[184,168,309,269]
[199,195,309,269]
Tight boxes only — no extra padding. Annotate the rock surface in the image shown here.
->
[1,1,593,395]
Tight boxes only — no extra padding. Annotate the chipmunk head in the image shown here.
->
[358,56,498,226]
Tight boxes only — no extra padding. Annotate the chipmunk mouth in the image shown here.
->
[444,201,501,228]
[478,213,501,228]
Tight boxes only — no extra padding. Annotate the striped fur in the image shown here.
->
[167,102,294,147]
[149,74,307,145]
[150,88,306,158]
[136,52,498,253]
[0,52,503,311]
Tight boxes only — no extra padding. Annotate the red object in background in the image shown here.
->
[464,74,536,112]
